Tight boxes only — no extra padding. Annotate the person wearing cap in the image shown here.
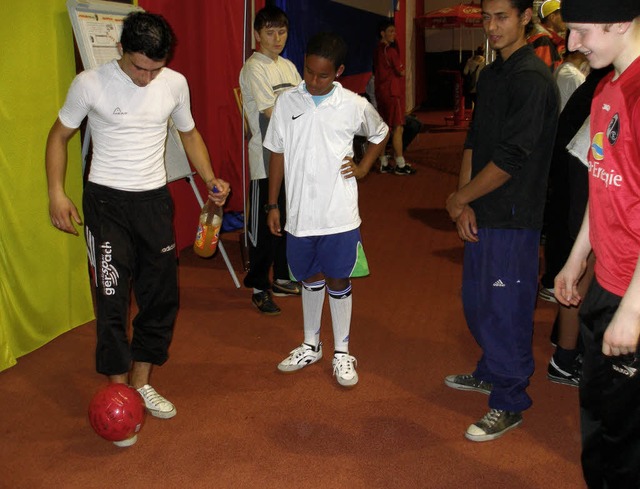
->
[540,0,566,52]
[527,0,564,71]
[554,0,640,486]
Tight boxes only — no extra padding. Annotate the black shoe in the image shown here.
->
[252,291,281,315]
[379,164,394,174]
[272,281,301,297]
[394,164,417,175]
[547,357,580,387]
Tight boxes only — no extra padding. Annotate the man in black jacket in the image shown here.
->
[444,0,559,442]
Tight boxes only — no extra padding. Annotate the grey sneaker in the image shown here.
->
[465,409,523,442]
[332,353,358,388]
[277,342,323,372]
[444,374,492,395]
[137,384,176,419]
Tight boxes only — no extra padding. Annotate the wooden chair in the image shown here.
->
[233,87,250,137]
[233,86,251,271]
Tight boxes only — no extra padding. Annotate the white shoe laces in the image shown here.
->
[333,354,357,379]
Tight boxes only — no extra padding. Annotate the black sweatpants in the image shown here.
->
[579,279,640,489]
[83,182,179,376]
[243,178,288,291]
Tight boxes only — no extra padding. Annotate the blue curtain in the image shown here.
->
[275,0,388,76]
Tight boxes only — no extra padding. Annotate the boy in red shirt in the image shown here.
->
[555,0,640,486]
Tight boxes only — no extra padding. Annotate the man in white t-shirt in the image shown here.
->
[239,6,302,316]
[45,12,229,445]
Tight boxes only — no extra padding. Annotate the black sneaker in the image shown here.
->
[444,373,492,395]
[465,409,523,442]
[547,357,580,387]
[272,281,301,297]
[394,164,417,175]
[379,164,394,174]
[251,291,281,315]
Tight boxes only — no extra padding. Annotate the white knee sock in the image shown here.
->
[328,284,352,353]
[302,280,325,347]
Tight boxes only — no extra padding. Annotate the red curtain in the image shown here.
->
[139,0,246,250]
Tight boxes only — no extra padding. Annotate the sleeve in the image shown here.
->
[58,73,92,129]
[491,70,557,176]
[246,63,277,113]
[263,95,285,153]
[360,101,389,144]
[169,72,196,132]
[384,45,404,75]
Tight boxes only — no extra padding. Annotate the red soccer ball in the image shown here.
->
[88,383,146,443]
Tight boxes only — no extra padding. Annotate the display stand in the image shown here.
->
[66,0,240,288]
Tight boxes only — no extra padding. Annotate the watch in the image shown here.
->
[264,203,279,213]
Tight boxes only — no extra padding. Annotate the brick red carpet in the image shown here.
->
[0,112,584,488]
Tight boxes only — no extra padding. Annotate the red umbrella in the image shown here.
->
[417,2,483,29]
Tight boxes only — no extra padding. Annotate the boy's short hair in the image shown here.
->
[562,0,640,23]
[254,6,289,31]
[306,32,348,71]
[120,12,175,61]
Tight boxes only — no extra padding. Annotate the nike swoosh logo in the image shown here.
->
[292,113,304,120]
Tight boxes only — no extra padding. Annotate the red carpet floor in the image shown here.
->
[0,112,584,488]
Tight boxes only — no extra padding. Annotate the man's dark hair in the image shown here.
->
[377,18,395,38]
[120,12,175,61]
[254,6,289,31]
[306,32,348,70]
[481,0,533,14]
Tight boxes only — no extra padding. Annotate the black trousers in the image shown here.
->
[243,178,288,291]
[83,183,179,376]
[579,279,640,489]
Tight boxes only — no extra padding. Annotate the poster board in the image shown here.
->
[66,0,194,183]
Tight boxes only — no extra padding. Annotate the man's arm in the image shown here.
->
[447,148,483,242]
[341,133,389,179]
[178,127,229,205]
[446,159,511,221]
[45,118,82,235]
[554,206,592,306]
[266,152,285,236]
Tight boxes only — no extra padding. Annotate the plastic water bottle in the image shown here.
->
[193,187,223,258]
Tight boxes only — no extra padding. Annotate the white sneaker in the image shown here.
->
[332,353,358,387]
[277,343,322,372]
[113,434,138,447]
[137,384,176,419]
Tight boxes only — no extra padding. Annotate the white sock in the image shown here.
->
[302,281,325,347]
[379,155,389,167]
[395,156,406,167]
[328,284,352,353]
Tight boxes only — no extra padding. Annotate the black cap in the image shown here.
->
[562,0,640,23]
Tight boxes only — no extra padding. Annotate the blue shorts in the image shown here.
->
[286,229,369,281]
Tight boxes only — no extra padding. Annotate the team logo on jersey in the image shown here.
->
[591,132,604,161]
[607,113,619,145]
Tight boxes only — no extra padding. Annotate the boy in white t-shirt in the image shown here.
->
[264,32,389,387]
[239,6,302,316]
